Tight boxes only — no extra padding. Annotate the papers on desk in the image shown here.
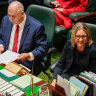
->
[19,64,31,72]
[0,50,19,65]
[10,75,42,89]
[0,69,15,77]
[57,75,82,96]
[79,71,96,96]
[57,75,89,96]
[69,76,88,96]
[57,75,71,96]
[0,77,25,96]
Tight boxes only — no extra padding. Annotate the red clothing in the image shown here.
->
[53,0,88,29]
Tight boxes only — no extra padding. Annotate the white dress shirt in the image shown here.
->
[8,14,34,61]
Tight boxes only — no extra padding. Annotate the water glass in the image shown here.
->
[37,86,49,96]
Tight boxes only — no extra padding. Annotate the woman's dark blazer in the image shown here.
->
[53,40,96,79]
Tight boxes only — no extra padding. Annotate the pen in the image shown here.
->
[38,82,48,88]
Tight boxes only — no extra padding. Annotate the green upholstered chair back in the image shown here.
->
[26,4,55,48]
[43,0,55,6]
[87,23,96,43]
[86,0,96,12]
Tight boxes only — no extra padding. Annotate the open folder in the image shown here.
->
[10,75,42,89]
[57,75,80,96]
[70,76,88,96]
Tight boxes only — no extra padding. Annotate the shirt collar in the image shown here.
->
[18,14,26,28]
[14,14,26,28]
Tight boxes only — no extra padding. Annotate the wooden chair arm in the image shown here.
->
[74,12,96,24]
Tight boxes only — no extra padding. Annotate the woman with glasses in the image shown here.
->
[51,22,96,87]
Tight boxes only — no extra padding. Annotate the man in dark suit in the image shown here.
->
[0,1,48,75]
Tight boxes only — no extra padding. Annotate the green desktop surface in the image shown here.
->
[0,71,19,82]
[0,65,4,70]
[25,88,52,96]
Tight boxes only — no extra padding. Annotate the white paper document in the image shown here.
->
[0,69,15,77]
[0,50,19,65]
[57,75,71,96]
[19,64,31,72]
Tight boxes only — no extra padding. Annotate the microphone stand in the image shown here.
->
[29,60,34,96]
[31,61,34,96]
[29,48,37,96]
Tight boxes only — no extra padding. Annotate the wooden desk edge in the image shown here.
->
[34,80,55,95]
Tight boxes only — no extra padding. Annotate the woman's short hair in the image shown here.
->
[71,22,93,47]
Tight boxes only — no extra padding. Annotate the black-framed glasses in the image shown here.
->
[75,35,87,40]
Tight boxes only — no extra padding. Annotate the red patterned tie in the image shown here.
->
[12,25,19,53]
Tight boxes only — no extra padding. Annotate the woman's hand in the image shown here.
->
[51,1,60,7]
[51,79,56,87]
[55,8,63,13]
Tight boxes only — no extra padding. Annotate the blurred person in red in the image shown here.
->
[51,0,88,29]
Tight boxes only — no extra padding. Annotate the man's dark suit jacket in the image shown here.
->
[0,15,48,75]
[53,40,96,79]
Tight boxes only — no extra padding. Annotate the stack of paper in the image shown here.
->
[57,75,80,96]
[70,76,88,96]
[79,71,96,96]
[81,71,96,82]
[10,75,42,89]
[0,50,19,65]
[57,75,71,96]
[64,78,80,96]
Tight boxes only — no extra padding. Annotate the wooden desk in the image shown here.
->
[0,80,54,96]
[34,80,55,95]
[35,81,66,96]
[0,64,55,95]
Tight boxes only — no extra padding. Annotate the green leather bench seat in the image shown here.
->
[55,25,67,35]
[87,23,96,43]
[69,12,90,21]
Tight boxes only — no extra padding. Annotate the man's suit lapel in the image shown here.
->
[5,23,12,50]
[19,15,30,50]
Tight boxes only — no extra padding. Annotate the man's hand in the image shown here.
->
[55,8,63,13]
[17,53,30,61]
[0,46,4,54]
[51,1,60,7]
